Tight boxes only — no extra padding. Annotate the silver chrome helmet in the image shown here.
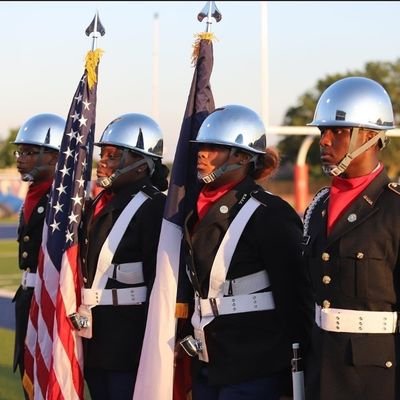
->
[308,77,395,130]
[13,113,65,150]
[95,113,163,158]
[193,105,267,154]
[95,113,163,188]
[308,77,395,177]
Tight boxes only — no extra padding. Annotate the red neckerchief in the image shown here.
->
[327,164,383,235]
[197,179,243,221]
[23,180,53,223]
[93,189,114,219]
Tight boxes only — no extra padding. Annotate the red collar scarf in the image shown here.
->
[327,164,383,235]
[197,180,242,221]
[23,180,53,223]
[93,189,114,219]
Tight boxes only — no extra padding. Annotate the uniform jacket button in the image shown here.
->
[356,252,364,259]
[322,300,331,308]
[321,252,330,261]
[22,251,28,258]
[322,275,331,285]
[23,235,30,242]
[385,361,393,368]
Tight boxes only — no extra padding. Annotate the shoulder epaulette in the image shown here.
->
[250,189,270,206]
[140,184,158,198]
[388,182,400,196]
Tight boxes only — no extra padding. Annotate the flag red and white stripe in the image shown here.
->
[23,49,102,400]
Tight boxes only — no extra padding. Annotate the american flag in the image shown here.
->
[23,50,102,400]
[133,35,215,400]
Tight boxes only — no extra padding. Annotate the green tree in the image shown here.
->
[0,128,18,168]
[278,60,400,179]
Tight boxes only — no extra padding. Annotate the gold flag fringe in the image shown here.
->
[22,371,34,400]
[85,48,104,89]
[175,302,189,318]
[191,32,217,66]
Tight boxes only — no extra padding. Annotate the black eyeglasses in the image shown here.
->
[13,150,41,158]
[13,150,55,158]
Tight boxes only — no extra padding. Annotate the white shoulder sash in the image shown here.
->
[192,197,262,360]
[91,191,149,290]
[208,197,261,297]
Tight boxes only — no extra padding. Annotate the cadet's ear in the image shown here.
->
[364,129,376,141]
[237,151,252,165]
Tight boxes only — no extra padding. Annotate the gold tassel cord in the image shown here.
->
[85,48,104,89]
[191,32,217,66]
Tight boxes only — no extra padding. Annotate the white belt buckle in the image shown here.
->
[22,270,29,290]
[21,270,36,290]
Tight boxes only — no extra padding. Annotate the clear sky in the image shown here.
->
[2,1,400,162]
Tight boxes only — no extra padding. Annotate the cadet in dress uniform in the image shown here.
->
[79,113,168,400]
[179,105,314,400]
[303,77,400,400]
[12,113,65,399]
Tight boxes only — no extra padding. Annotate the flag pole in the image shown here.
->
[260,1,268,126]
[198,1,222,33]
[152,12,160,121]
[132,3,220,400]
[85,11,106,51]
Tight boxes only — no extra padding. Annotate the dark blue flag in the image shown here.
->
[133,36,215,400]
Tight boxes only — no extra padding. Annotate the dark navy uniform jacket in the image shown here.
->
[303,170,400,400]
[80,177,166,373]
[183,176,314,386]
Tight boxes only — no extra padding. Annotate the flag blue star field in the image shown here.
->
[24,49,102,400]
[133,35,215,400]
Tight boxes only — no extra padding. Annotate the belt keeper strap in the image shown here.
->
[112,288,118,306]
[209,298,219,316]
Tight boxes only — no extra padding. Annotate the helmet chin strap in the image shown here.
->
[97,150,155,189]
[325,128,386,177]
[22,148,54,182]
[199,163,242,184]
[198,148,258,184]
[22,166,52,182]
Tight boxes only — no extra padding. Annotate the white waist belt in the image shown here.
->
[110,262,144,285]
[21,271,36,288]
[315,304,398,334]
[200,291,275,317]
[82,286,147,306]
[223,270,270,296]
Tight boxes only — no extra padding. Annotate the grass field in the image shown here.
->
[0,238,25,399]
[0,328,24,400]
[0,240,20,294]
